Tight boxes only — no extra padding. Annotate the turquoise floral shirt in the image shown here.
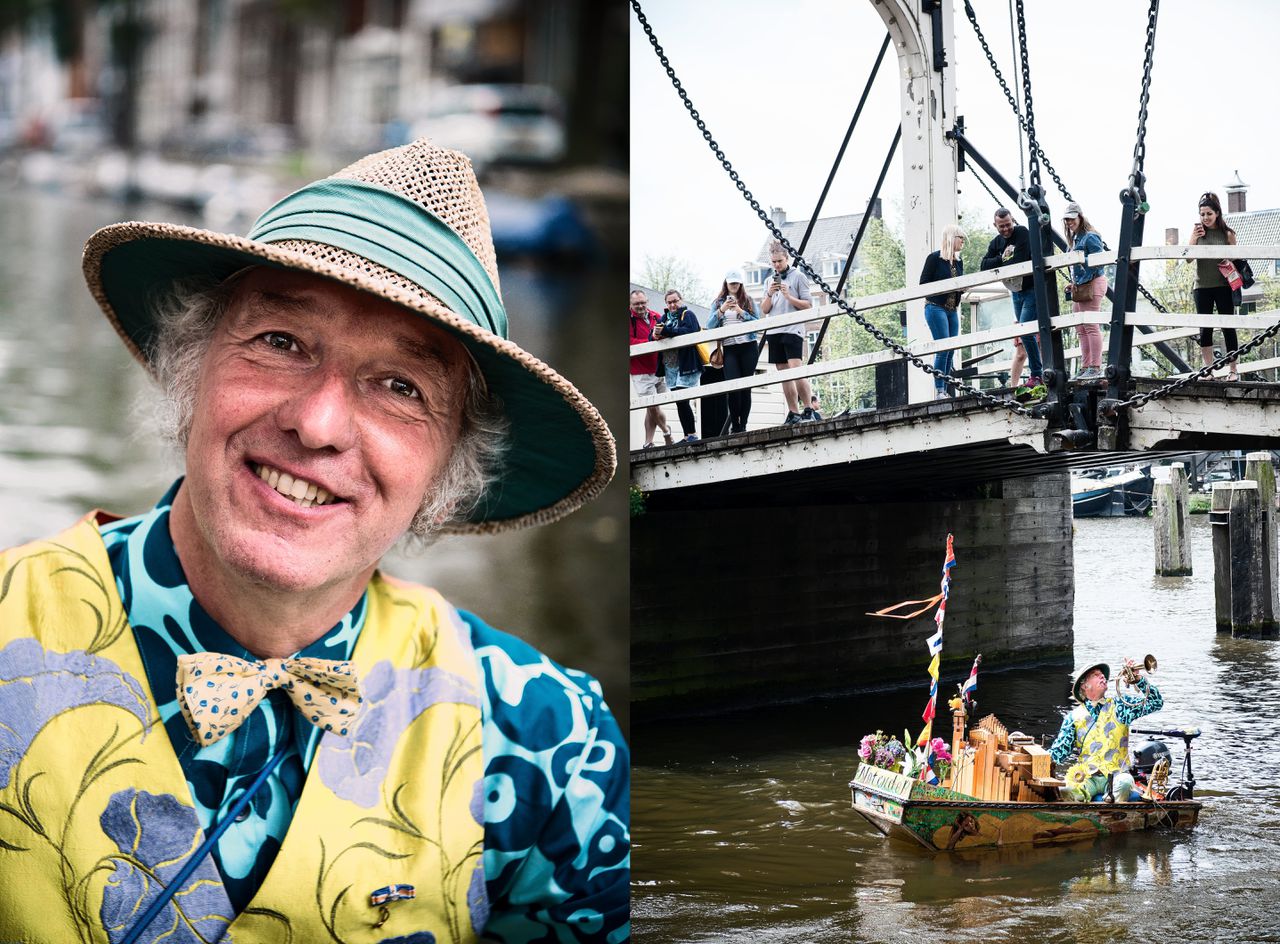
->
[102,481,629,943]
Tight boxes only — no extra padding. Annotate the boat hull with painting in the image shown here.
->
[849,763,1200,852]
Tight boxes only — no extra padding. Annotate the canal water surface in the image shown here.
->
[633,514,1280,943]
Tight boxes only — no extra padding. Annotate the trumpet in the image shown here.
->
[1115,654,1158,697]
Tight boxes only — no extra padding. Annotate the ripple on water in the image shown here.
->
[635,513,1280,942]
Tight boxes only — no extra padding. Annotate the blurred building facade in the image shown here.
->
[0,0,624,168]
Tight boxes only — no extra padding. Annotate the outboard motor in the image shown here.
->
[1130,738,1172,785]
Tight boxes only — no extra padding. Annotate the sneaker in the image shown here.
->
[783,411,803,425]
[934,389,949,401]
[1025,375,1042,388]
[682,434,699,443]
[801,407,822,422]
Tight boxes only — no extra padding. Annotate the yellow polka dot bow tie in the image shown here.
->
[176,653,364,746]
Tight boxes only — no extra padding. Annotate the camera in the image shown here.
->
[772,273,782,285]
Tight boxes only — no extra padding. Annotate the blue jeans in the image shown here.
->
[924,303,959,391]
[1011,290,1043,378]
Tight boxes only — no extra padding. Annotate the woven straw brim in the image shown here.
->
[81,221,616,535]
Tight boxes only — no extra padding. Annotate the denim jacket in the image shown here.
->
[706,295,760,344]
[1071,230,1106,285]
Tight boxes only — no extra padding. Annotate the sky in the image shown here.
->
[630,0,1280,299]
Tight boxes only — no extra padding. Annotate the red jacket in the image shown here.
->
[629,308,659,375]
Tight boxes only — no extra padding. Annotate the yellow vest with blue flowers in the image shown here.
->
[1069,698,1131,776]
[0,513,485,943]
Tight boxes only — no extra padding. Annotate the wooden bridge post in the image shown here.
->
[1211,481,1278,637]
[1245,451,1278,616]
[1154,462,1191,576]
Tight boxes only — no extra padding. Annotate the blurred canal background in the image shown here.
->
[633,514,1280,943]
[0,0,629,729]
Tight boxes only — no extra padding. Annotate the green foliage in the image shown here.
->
[629,484,646,518]
[811,214,998,412]
[634,254,710,308]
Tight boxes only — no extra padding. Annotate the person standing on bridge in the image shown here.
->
[920,225,966,400]
[1189,191,1241,382]
[1063,203,1108,381]
[761,241,818,424]
[981,208,1041,390]
[631,288,674,448]
[657,288,704,443]
[707,269,761,433]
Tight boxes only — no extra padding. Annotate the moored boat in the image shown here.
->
[1070,465,1154,517]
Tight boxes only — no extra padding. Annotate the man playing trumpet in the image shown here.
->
[1049,659,1163,802]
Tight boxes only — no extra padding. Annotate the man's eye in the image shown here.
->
[380,377,422,400]
[262,332,299,352]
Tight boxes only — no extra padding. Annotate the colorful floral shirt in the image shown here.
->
[101,481,629,943]
[1048,679,1163,766]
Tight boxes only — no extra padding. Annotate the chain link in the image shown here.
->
[964,0,1198,325]
[1130,0,1159,189]
[962,1,1071,200]
[630,0,1031,417]
[966,164,1005,212]
[1123,319,1280,408]
[1011,0,1039,192]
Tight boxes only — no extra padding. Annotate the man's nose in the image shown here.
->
[276,367,359,452]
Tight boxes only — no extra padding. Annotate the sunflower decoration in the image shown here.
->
[1065,762,1099,790]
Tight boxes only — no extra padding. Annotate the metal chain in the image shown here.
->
[630,0,1031,416]
[963,1,1069,201]
[966,164,1005,212]
[1129,0,1160,190]
[1123,320,1280,408]
[964,0,1188,322]
[1011,0,1039,192]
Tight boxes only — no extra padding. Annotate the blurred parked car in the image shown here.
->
[411,84,566,169]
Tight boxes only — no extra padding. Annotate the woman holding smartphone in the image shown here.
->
[1189,191,1240,381]
[707,269,761,433]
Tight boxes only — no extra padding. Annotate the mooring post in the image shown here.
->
[1245,451,1279,616]
[1154,462,1191,576]
[1211,481,1278,637]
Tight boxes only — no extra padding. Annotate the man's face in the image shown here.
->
[771,254,788,274]
[174,268,468,594]
[995,214,1014,238]
[1081,668,1108,702]
[630,292,649,314]
[665,293,681,311]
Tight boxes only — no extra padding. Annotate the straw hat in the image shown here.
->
[82,139,615,534]
[1071,662,1110,703]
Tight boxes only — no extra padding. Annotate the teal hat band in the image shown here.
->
[248,178,508,339]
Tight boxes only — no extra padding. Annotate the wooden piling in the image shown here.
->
[1212,481,1279,637]
[1245,452,1278,616]
[1154,462,1191,576]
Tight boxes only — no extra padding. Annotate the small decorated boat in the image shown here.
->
[850,762,1200,852]
[859,534,1200,853]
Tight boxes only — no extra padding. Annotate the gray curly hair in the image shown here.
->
[146,276,509,539]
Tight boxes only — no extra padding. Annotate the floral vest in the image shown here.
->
[1070,698,1131,776]
[0,513,485,943]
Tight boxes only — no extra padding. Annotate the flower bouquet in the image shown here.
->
[857,730,907,774]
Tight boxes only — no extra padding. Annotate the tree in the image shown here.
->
[811,213,995,411]
[634,254,710,307]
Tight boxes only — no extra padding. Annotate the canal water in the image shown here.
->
[0,186,628,725]
[633,513,1280,943]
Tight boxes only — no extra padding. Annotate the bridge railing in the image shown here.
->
[629,243,1280,415]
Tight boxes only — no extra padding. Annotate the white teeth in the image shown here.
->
[253,464,338,508]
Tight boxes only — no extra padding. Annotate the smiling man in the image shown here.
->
[0,141,625,943]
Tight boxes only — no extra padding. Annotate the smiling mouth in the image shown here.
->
[251,463,340,508]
